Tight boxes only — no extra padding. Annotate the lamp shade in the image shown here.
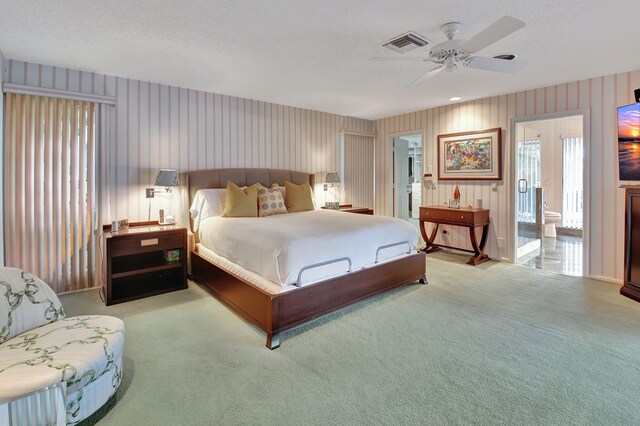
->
[325,171,340,184]
[155,169,179,187]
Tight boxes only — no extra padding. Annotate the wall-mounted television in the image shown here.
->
[618,102,640,181]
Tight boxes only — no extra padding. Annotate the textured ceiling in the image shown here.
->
[1,0,639,119]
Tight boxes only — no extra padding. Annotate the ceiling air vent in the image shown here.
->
[383,32,430,54]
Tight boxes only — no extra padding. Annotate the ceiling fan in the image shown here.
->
[372,16,527,87]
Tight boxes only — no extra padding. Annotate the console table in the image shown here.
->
[419,205,491,266]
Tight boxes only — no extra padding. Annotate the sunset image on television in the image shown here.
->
[619,103,640,142]
[618,103,640,180]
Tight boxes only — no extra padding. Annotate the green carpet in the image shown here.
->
[61,252,640,425]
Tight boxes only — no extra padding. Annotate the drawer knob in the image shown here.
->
[141,238,159,247]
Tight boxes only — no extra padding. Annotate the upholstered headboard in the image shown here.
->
[184,168,315,242]
[185,168,315,206]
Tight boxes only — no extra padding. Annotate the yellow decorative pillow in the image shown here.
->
[284,181,315,212]
[222,181,258,217]
[258,183,287,217]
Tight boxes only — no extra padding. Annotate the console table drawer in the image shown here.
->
[420,207,488,225]
[110,232,183,257]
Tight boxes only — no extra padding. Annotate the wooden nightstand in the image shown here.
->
[322,204,374,215]
[104,222,188,305]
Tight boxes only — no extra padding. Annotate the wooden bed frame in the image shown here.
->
[186,168,427,349]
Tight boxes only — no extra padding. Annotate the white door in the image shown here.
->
[516,123,542,260]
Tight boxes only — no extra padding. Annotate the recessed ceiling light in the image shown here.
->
[449,96,462,101]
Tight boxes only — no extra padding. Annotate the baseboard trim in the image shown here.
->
[588,274,622,284]
[58,285,101,296]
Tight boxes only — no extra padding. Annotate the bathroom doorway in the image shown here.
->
[393,133,422,230]
[513,114,585,276]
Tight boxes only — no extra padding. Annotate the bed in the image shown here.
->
[186,168,427,349]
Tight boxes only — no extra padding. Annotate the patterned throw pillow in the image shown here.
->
[258,183,288,217]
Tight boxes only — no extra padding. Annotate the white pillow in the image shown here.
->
[189,188,226,231]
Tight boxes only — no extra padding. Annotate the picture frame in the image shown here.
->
[437,127,503,180]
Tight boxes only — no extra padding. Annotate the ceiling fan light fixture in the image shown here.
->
[444,56,456,72]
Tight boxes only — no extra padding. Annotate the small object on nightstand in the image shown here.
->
[324,201,340,210]
[164,249,181,262]
[159,209,165,223]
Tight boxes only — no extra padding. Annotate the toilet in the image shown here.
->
[544,211,562,238]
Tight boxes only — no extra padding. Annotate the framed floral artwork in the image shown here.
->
[437,128,503,180]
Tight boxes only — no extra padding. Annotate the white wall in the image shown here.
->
[4,59,374,227]
[375,70,640,282]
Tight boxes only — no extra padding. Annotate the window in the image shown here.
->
[562,136,583,229]
[4,94,97,292]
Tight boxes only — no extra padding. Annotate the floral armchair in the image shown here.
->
[0,267,125,425]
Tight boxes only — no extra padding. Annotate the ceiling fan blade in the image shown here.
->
[461,16,525,53]
[405,66,443,88]
[466,56,527,74]
[370,57,430,62]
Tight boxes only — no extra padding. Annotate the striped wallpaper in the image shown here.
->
[4,58,639,282]
[375,69,640,282]
[3,60,374,228]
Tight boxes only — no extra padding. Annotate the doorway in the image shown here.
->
[513,113,586,276]
[393,134,422,230]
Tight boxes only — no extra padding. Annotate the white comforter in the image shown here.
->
[198,209,420,286]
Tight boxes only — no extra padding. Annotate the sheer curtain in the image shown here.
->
[4,93,97,293]
[562,136,584,229]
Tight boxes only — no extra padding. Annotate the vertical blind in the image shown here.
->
[343,134,374,208]
[562,136,584,229]
[4,93,97,293]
